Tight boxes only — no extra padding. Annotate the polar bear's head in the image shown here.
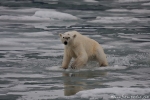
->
[59,32,76,45]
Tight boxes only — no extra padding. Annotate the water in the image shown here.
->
[0,0,150,100]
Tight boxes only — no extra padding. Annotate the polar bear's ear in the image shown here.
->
[73,34,76,38]
[59,33,62,37]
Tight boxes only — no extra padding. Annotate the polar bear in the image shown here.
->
[59,31,108,69]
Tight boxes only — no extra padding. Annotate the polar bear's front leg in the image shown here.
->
[61,50,72,69]
[71,55,88,69]
[71,47,88,69]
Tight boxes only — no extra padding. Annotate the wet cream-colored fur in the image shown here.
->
[59,31,108,69]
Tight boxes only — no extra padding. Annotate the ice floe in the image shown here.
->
[142,2,150,5]
[88,17,139,24]
[107,9,150,14]
[34,10,78,20]
[0,10,78,21]
[72,87,150,100]
[131,38,150,42]
[116,0,150,3]
[46,65,127,72]
[84,0,98,3]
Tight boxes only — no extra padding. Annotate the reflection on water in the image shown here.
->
[63,71,107,96]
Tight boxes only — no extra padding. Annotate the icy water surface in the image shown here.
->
[0,0,150,100]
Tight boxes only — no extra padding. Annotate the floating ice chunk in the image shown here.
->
[0,15,50,21]
[116,0,150,3]
[106,9,129,12]
[102,45,115,49]
[105,80,150,88]
[55,65,127,72]
[0,73,45,78]
[84,0,98,2]
[88,17,139,24]
[19,31,53,37]
[34,10,78,20]
[45,66,65,72]
[107,9,150,14]
[50,44,64,49]
[0,10,78,21]
[131,38,150,42]
[14,90,64,100]
[142,2,150,5]
[95,65,127,70]
[0,7,40,12]
[74,87,150,99]
[130,9,150,14]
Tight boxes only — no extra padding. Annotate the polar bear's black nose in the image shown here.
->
[64,41,67,45]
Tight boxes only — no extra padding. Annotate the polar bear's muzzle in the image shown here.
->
[64,41,68,45]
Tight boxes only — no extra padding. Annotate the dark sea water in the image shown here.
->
[0,0,150,100]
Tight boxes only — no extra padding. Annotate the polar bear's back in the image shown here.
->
[72,31,102,58]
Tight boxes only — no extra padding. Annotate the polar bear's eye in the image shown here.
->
[63,37,64,38]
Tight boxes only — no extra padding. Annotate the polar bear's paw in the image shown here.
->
[60,66,68,69]
[71,63,77,69]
